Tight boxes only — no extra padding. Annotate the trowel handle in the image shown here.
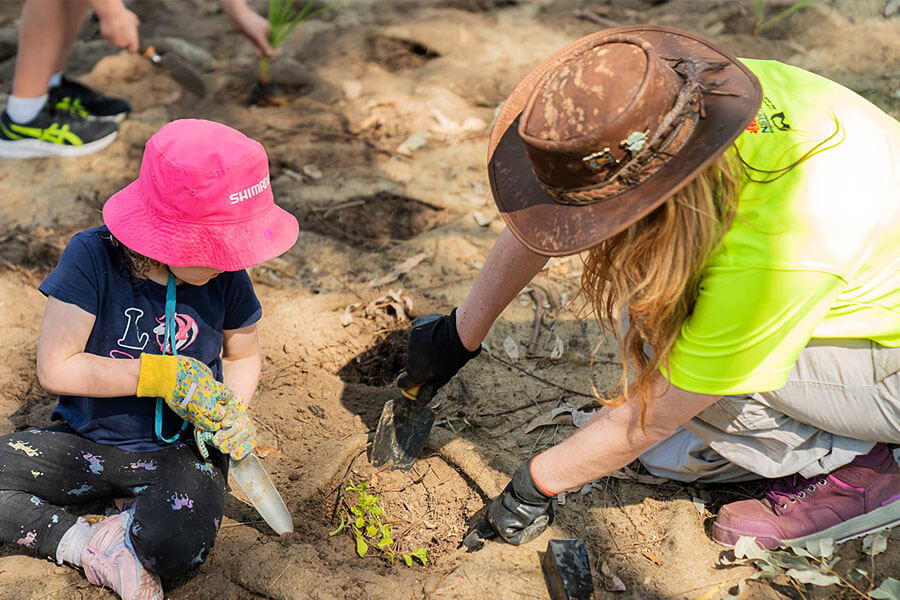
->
[143,45,162,64]
[400,384,421,401]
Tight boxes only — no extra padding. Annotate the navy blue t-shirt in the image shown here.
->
[38,226,262,451]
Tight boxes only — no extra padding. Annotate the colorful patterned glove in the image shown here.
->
[195,396,257,460]
[137,353,232,432]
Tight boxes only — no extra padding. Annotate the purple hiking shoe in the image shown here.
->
[712,443,900,549]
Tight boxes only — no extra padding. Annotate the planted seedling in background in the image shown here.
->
[330,480,428,567]
[751,0,817,35]
[260,0,341,86]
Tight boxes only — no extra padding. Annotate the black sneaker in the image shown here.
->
[49,76,130,123]
[0,104,118,159]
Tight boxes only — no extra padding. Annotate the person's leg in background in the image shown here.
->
[1,0,120,158]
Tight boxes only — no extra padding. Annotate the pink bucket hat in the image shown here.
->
[103,119,299,271]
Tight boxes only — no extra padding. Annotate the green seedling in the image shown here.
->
[751,0,817,35]
[260,0,342,85]
[330,480,428,567]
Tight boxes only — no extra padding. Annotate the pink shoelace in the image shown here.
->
[763,474,828,509]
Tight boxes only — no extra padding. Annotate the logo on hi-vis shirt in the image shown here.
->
[745,96,791,134]
[228,175,270,205]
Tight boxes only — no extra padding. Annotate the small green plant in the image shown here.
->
[330,480,428,567]
[751,0,817,35]
[260,0,342,85]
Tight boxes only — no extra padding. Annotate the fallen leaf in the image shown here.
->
[472,211,492,227]
[872,577,900,600]
[397,132,429,154]
[886,0,900,17]
[641,549,663,566]
[785,567,840,586]
[571,408,596,428]
[503,335,520,361]
[734,536,768,560]
[692,496,706,515]
[863,532,888,557]
[302,164,323,180]
[522,411,572,434]
[255,445,281,458]
[600,560,626,592]
[370,253,427,286]
[804,536,834,558]
[550,336,564,360]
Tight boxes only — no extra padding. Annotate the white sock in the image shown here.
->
[56,517,92,567]
[48,72,63,89]
[6,94,47,124]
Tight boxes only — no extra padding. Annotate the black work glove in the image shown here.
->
[397,308,481,392]
[486,457,554,545]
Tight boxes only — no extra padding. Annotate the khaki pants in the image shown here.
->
[640,339,900,483]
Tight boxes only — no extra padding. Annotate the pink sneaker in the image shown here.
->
[82,513,163,600]
[712,444,900,549]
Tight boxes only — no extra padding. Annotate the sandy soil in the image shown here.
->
[1,1,900,598]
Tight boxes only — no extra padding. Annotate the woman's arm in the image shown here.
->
[456,227,549,350]
[221,322,261,408]
[531,372,721,494]
[36,296,141,396]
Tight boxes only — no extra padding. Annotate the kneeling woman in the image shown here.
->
[400,25,900,549]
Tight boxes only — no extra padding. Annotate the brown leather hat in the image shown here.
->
[488,25,762,256]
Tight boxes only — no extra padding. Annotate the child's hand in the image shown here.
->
[211,396,257,460]
[92,0,141,53]
[137,354,233,431]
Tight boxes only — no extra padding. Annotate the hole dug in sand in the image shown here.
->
[298,192,450,249]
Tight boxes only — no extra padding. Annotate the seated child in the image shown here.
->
[0,119,299,599]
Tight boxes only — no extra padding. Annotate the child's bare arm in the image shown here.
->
[222,323,261,408]
[36,296,141,396]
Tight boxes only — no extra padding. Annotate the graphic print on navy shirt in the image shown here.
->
[39,226,262,451]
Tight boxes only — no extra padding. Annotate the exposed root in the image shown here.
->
[425,427,509,498]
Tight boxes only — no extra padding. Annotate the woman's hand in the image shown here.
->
[485,458,554,545]
[91,0,140,53]
[397,310,481,393]
[219,0,274,59]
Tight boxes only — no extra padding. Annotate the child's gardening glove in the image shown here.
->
[397,309,481,394]
[485,457,554,545]
[137,353,232,432]
[195,396,257,460]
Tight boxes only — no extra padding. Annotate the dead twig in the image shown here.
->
[475,393,566,418]
[526,287,545,357]
[311,128,413,159]
[574,8,621,28]
[672,574,754,597]
[484,348,593,398]
[270,562,291,587]
[311,198,365,216]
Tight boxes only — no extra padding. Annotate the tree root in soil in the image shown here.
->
[425,427,510,499]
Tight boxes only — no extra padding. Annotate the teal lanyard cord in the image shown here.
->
[154,272,189,443]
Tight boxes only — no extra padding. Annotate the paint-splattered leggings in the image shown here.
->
[0,423,227,579]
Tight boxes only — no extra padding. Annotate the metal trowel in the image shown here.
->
[370,382,435,470]
[142,45,206,97]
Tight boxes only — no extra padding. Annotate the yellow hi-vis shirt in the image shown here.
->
[665,59,900,395]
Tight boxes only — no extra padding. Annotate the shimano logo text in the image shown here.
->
[229,175,270,205]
